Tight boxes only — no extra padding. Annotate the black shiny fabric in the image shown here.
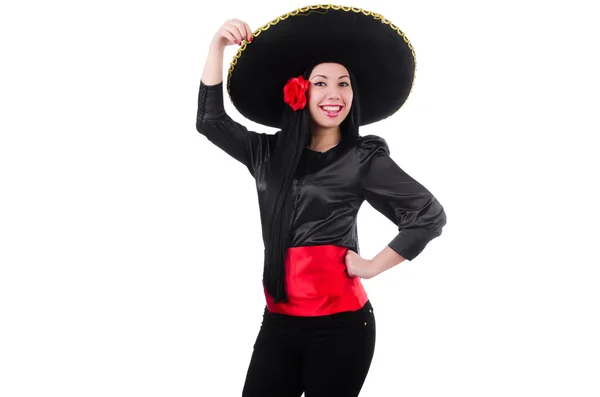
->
[196,81,446,261]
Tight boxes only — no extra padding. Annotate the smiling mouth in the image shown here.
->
[319,105,343,117]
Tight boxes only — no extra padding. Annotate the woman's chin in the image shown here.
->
[313,117,346,129]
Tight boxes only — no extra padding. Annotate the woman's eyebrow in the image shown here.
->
[310,75,350,80]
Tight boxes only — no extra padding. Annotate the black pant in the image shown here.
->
[242,301,376,397]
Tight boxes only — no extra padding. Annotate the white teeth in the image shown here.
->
[322,106,341,112]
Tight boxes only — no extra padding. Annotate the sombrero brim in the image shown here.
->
[227,4,416,129]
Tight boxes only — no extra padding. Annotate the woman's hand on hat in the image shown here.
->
[212,19,253,48]
[344,250,379,280]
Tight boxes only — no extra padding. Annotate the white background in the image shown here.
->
[1,0,599,396]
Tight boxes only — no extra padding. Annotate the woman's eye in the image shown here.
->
[313,81,349,87]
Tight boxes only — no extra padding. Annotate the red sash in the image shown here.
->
[264,245,369,316]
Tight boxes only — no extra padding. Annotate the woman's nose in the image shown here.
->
[328,91,341,100]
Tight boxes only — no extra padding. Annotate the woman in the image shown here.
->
[196,5,446,397]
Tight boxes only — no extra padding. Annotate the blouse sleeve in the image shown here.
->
[195,80,276,176]
[358,135,447,261]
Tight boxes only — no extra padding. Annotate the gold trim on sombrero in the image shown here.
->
[226,4,417,112]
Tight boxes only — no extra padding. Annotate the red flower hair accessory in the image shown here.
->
[283,76,310,111]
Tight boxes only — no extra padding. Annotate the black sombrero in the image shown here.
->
[226,4,416,128]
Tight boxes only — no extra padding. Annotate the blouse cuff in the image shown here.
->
[198,81,226,120]
[387,228,442,261]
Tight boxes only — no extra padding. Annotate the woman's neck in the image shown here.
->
[308,126,341,152]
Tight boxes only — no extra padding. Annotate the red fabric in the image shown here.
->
[264,245,369,316]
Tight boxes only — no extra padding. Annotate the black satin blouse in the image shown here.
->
[196,81,446,261]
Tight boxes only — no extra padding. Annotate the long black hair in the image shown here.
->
[263,64,362,303]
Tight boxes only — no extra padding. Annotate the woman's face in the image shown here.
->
[307,63,353,129]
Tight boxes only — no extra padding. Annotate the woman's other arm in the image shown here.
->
[196,19,275,176]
